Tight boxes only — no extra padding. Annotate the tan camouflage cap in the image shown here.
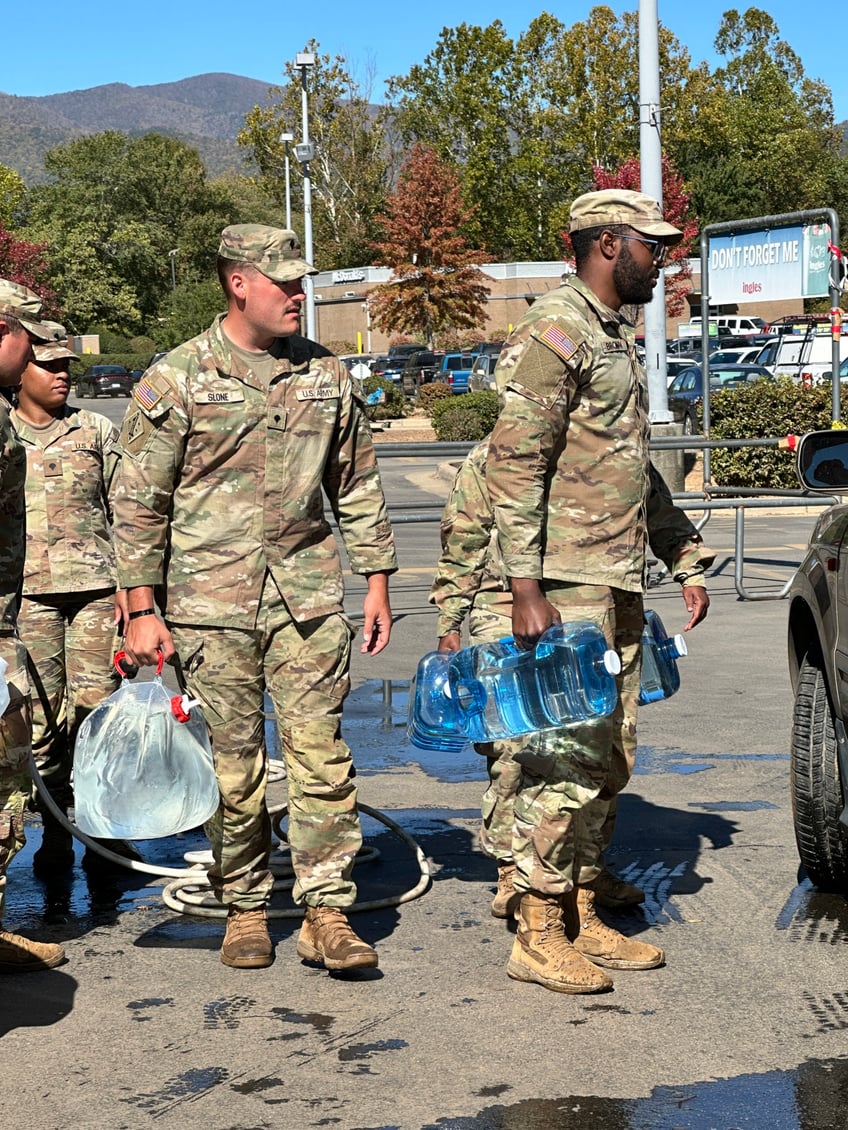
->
[33,321,78,363]
[217,224,318,282]
[0,278,51,340]
[568,189,683,243]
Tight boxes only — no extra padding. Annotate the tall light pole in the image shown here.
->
[168,248,179,291]
[280,131,294,229]
[295,52,316,340]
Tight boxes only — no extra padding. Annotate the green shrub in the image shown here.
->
[707,377,842,489]
[362,374,406,420]
[76,352,154,373]
[431,391,500,441]
[418,383,453,414]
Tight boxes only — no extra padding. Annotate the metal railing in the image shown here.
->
[371,436,838,601]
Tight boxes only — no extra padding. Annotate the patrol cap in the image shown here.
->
[0,278,51,340]
[33,321,78,363]
[568,189,683,243]
[217,224,318,282]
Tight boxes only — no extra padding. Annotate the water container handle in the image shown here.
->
[114,649,164,679]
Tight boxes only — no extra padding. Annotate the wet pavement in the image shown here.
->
[4,505,848,1128]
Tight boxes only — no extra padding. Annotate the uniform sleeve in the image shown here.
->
[646,462,715,582]
[99,415,121,521]
[429,442,494,637]
[110,368,189,589]
[322,360,397,577]
[486,321,586,579]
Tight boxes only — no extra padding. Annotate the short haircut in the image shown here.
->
[0,312,25,335]
[216,257,258,300]
[571,223,630,268]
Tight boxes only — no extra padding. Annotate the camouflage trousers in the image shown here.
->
[16,591,120,811]
[512,583,644,898]
[171,585,360,912]
[0,632,32,923]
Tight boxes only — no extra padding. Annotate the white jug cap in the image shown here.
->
[673,634,688,657]
[604,650,622,675]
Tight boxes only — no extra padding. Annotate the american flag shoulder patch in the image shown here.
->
[538,322,579,362]
[134,377,163,410]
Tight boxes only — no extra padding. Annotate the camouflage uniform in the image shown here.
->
[486,275,712,897]
[0,400,31,921]
[111,316,397,910]
[11,405,121,807]
[433,437,712,876]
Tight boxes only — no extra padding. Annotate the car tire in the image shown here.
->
[89,386,97,398]
[682,410,695,436]
[790,655,848,891]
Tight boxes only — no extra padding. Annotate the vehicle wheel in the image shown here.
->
[682,411,694,436]
[790,655,848,891]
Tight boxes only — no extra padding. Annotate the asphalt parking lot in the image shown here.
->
[3,446,846,1129]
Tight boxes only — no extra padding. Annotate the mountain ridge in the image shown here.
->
[0,72,278,182]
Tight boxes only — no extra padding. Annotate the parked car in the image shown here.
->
[667,363,773,433]
[337,353,376,379]
[772,331,848,386]
[709,346,766,366]
[788,428,848,891]
[370,355,404,384]
[436,352,477,394]
[469,352,499,393]
[822,357,848,382]
[665,358,699,386]
[400,350,444,398]
[473,341,504,357]
[76,364,135,398]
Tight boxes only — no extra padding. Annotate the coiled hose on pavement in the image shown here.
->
[28,753,431,917]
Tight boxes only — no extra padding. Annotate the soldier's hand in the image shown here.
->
[113,590,129,631]
[361,573,392,656]
[681,584,709,631]
[123,615,176,668]
[438,630,461,653]
[510,579,560,650]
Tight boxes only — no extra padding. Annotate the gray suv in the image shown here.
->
[788,429,848,889]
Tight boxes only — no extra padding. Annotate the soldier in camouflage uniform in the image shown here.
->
[0,279,65,971]
[113,226,397,971]
[11,325,124,873]
[430,438,713,924]
[486,189,710,994]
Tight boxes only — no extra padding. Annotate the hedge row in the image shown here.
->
[706,378,842,489]
[74,352,155,374]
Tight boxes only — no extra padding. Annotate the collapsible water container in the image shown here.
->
[407,650,468,752]
[0,656,8,715]
[447,621,621,744]
[638,609,687,705]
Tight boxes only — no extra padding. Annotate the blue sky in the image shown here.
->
[5,2,847,119]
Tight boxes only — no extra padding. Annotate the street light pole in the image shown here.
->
[280,131,294,229]
[295,52,316,341]
[168,248,179,291]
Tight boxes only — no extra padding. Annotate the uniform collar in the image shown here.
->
[11,404,79,443]
[565,275,631,329]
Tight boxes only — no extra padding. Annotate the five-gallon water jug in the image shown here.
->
[447,621,621,743]
[638,609,687,705]
[407,650,468,752]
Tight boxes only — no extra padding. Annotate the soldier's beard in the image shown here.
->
[613,243,656,306]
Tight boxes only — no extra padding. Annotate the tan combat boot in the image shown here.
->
[507,892,613,994]
[297,906,378,970]
[573,887,664,970]
[584,868,645,909]
[491,862,520,919]
[221,907,274,969]
[0,927,66,972]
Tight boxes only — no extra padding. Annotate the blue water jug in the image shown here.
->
[407,650,469,752]
[638,609,687,705]
[447,621,621,743]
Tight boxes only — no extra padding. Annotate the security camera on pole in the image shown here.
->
[295,52,316,341]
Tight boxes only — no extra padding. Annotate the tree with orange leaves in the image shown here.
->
[368,144,492,347]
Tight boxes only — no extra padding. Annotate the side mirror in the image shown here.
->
[796,430,848,490]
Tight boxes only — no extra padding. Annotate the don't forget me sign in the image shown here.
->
[708,223,831,305]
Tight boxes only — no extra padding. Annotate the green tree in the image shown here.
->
[368,144,491,346]
[683,8,841,223]
[23,132,243,332]
[238,42,390,269]
[156,279,226,349]
[0,164,25,228]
